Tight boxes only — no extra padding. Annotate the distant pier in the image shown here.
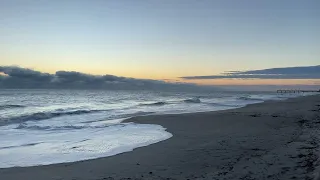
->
[277,89,320,93]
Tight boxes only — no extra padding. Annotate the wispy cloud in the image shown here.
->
[0,66,215,91]
[181,65,320,80]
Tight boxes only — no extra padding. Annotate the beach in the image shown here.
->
[0,94,319,180]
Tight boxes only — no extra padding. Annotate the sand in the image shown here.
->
[0,94,320,180]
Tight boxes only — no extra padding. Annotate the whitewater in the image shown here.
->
[0,89,308,168]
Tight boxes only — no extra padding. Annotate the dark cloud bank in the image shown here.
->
[0,66,214,91]
[182,65,320,80]
[1,66,319,91]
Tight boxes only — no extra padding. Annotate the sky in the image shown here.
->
[0,0,319,86]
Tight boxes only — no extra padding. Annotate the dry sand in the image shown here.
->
[0,94,320,180]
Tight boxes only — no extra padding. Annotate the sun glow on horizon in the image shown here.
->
[0,64,319,86]
[0,1,319,86]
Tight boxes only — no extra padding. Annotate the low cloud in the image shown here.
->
[0,66,214,91]
[181,65,320,80]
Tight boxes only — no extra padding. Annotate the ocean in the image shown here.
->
[0,89,306,168]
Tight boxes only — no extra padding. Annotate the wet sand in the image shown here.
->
[1,94,320,180]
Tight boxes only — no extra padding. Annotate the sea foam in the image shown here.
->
[0,89,310,168]
[0,121,172,168]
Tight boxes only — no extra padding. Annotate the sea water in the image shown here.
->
[0,89,307,168]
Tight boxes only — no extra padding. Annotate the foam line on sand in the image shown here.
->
[0,94,320,180]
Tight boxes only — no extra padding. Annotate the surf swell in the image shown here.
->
[238,96,264,101]
[206,102,239,107]
[139,97,202,106]
[0,105,25,110]
[139,101,167,106]
[15,123,125,131]
[0,142,43,150]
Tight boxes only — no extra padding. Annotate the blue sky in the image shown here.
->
[0,0,319,85]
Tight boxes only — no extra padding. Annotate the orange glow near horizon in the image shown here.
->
[0,72,7,76]
[37,68,320,86]
[1,0,319,88]
[182,79,320,86]
[1,65,319,86]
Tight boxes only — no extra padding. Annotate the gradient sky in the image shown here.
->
[0,0,319,85]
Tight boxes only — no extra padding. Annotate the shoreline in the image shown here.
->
[0,94,319,180]
[123,93,312,124]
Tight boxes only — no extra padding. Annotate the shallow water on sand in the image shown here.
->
[0,89,307,168]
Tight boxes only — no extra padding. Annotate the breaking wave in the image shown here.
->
[1,109,107,125]
[183,97,201,103]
